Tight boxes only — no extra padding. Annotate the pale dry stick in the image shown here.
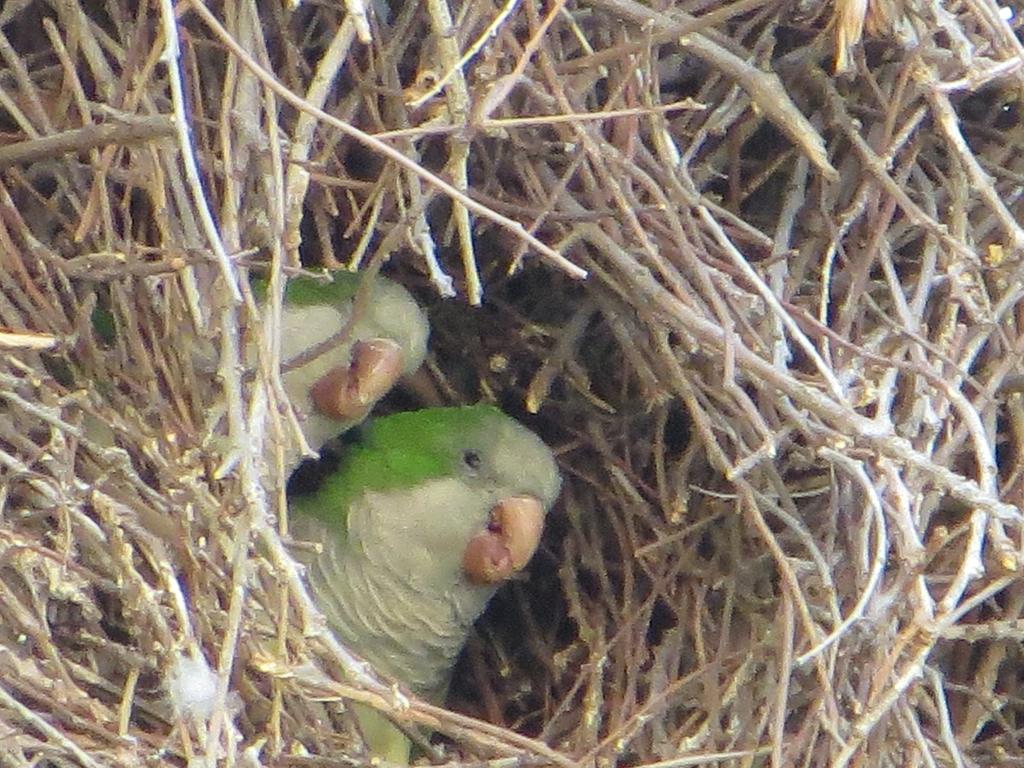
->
[118,666,140,738]
[342,0,371,43]
[734,483,834,703]
[555,0,776,76]
[587,0,837,180]
[161,155,231,332]
[215,0,263,253]
[0,558,80,694]
[187,0,585,281]
[857,291,984,406]
[872,238,1001,504]
[939,618,1024,640]
[96,492,205,669]
[816,179,868,340]
[0,28,54,134]
[831,0,869,74]
[411,0,522,110]
[903,177,942,322]
[564,126,756,429]
[876,460,925,565]
[751,486,842,626]
[923,373,1004,515]
[815,70,986,281]
[404,689,577,764]
[406,179,456,296]
[0,0,32,25]
[628,748,772,768]
[0,87,36,138]
[815,702,851,758]
[934,56,1023,92]
[43,24,90,131]
[157,0,241,302]
[695,204,846,403]
[923,74,1024,252]
[0,329,58,350]
[769,154,810,367]
[855,200,913,428]
[345,189,387,270]
[0,389,82,438]
[965,0,1024,57]
[231,14,318,478]
[828,645,930,768]
[828,570,1005,766]
[799,449,887,666]
[52,2,118,104]
[934,576,1016,639]
[954,584,1024,743]
[939,507,988,617]
[283,16,358,263]
[607,157,780,454]
[470,0,565,126]
[673,655,758,754]
[920,2,975,65]
[375,99,704,139]
[257,524,382,687]
[422,0,481,303]
[200,303,268,764]
[926,668,968,768]
[897,699,940,768]
[241,0,311,477]
[0,684,106,768]
[771,591,795,768]
[594,220,1021,521]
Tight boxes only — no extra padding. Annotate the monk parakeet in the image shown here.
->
[264,272,429,461]
[289,405,561,761]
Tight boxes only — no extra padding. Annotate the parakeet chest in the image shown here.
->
[354,480,499,588]
[301,478,501,698]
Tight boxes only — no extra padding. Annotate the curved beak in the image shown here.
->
[309,338,403,420]
[463,495,545,585]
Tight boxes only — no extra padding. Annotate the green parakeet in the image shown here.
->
[265,272,429,461]
[289,405,561,761]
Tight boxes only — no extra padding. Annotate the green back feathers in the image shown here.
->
[251,271,362,307]
[289,405,504,529]
[90,303,117,345]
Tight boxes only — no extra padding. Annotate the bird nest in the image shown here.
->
[3,0,1024,766]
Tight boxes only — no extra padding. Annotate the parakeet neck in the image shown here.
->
[301,479,501,700]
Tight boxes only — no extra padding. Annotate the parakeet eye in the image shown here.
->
[462,449,482,471]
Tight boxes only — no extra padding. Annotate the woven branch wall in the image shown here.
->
[2,1,1024,766]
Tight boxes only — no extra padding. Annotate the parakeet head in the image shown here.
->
[292,405,560,584]
[289,405,561,697]
[255,272,430,461]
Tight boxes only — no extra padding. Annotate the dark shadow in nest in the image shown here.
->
[286,261,592,746]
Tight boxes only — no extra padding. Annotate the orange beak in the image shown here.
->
[309,338,403,421]
[462,495,545,585]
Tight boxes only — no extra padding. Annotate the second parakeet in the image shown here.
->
[289,405,561,760]
[263,272,429,463]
